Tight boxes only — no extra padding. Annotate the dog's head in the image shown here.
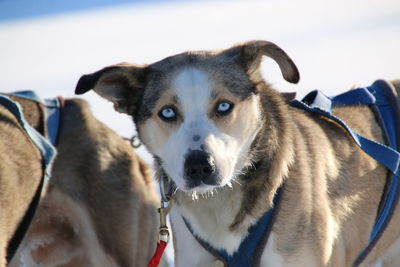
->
[75,40,299,193]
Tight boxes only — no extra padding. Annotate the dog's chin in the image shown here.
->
[166,166,236,196]
[183,182,221,192]
[175,176,234,196]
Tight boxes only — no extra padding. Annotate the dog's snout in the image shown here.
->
[184,150,217,186]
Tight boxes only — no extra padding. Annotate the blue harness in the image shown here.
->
[183,187,283,267]
[184,80,400,266]
[1,91,61,263]
[291,80,400,266]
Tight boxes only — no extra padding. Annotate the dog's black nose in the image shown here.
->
[184,150,217,186]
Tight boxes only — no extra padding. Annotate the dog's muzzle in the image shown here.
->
[184,150,218,188]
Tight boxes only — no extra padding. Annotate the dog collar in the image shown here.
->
[159,173,177,203]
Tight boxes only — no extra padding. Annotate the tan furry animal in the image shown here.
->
[1,95,161,267]
[0,97,43,267]
[75,41,400,266]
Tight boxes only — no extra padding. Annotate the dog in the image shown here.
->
[75,40,400,266]
[0,94,161,267]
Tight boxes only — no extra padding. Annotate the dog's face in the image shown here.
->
[75,40,299,193]
[139,65,263,192]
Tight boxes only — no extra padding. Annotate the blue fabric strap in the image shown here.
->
[0,94,57,180]
[353,81,400,266]
[43,98,61,146]
[332,87,376,106]
[290,82,400,266]
[10,91,61,146]
[365,84,398,242]
[184,187,282,267]
[292,89,400,176]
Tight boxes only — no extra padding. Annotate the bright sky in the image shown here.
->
[1,0,399,263]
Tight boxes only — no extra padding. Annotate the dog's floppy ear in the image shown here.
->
[224,40,300,83]
[75,63,147,114]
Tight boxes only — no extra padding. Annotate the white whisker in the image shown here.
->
[191,191,199,200]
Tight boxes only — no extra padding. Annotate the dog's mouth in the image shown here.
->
[157,149,236,195]
[184,175,222,191]
[181,174,229,200]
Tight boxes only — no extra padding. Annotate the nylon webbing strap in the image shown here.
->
[0,94,57,171]
[291,90,400,176]
[183,186,283,267]
[353,82,400,266]
[11,91,61,146]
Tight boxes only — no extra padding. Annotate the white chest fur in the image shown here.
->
[171,186,272,266]
[178,187,251,253]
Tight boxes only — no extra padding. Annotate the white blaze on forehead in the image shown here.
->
[172,67,212,120]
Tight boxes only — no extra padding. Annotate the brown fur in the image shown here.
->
[74,40,400,266]
[1,96,161,267]
[0,98,43,267]
[257,89,389,265]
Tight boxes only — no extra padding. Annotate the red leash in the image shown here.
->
[148,240,168,267]
[147,199,174,267]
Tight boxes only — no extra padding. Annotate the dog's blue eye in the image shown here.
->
[216,101,233,115]
[159,107,177,121]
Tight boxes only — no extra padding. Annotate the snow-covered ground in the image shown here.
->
[1,0,399,265]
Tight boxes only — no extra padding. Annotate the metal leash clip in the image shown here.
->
[158,174,176,242]
[158,199,174,242]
